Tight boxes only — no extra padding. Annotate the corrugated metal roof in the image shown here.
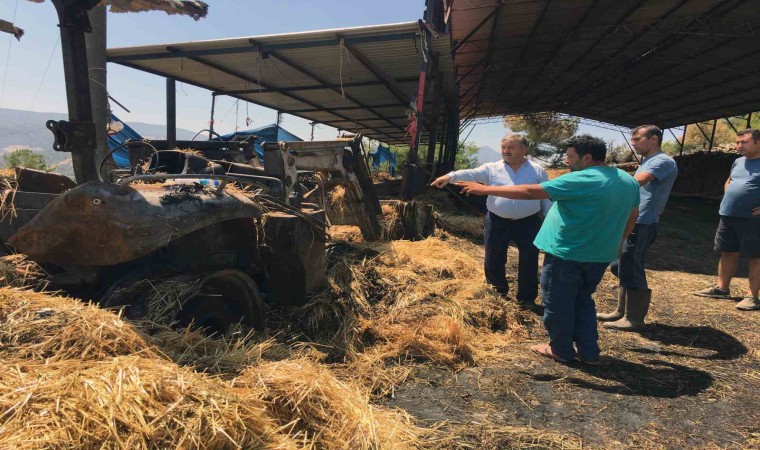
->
[108,22,455,145]
[451,0,760,129]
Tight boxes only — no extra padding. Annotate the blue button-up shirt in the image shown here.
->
[447,159,553,219]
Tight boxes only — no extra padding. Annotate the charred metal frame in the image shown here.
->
[49,0,101,183]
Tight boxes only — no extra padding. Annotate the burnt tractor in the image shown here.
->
[0,135,381,333]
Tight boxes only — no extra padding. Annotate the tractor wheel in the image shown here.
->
[101,268,264,334]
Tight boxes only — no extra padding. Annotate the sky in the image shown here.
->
[0,0,635,151]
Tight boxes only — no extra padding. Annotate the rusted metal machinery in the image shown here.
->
[0,0,382,333]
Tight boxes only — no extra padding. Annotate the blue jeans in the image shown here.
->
[541,254,609,361]
[483,212,541,304]
[610,223,658,290]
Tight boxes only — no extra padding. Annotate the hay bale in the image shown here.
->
[0,356,292,450]
[0,288,155,362]
[235,358,425,449]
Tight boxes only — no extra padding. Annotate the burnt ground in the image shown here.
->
[384,197,760,449]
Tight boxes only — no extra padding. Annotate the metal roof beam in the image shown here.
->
[108,32,419,63]
[530,0,650,107]
[213,77,418,95]
[340,39,411,105]
[178,55,400,142]
[273,103,403,114]
[629,86,760,124]
[551,0,742,109]
[451,2,502,53]
[260,47,408,133]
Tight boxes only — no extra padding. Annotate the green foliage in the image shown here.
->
[3,148,47,171]
[504,113,579,166]
[606,143,635,164]
[666,112,759,155]
[454,141,479,170]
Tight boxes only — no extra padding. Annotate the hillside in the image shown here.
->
[0,108,196,176]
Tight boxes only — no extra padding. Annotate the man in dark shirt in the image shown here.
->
[695,128,760,310]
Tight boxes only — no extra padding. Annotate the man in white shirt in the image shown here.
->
[432,134,552,310]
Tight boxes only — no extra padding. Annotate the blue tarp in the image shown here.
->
[369,144,396,176]
[214,124,303,162]
[107,114,142,169]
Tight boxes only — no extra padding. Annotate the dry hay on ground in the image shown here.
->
[0,254,50,290]
[0,356,293,450]
[546,168,569,180]
[299,235,537,396]
[329,225,363,242]
[0,288,155,362]
[235,358,426,449]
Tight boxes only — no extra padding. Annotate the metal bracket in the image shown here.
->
[46,119,97,153]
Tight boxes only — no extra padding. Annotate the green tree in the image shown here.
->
[3,149,47,171]
[454,141,479,170]
[504,113,579,167]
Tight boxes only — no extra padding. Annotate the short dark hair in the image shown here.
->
[737,128,760,141]
[632,124,663,145]
[562,134,607,162]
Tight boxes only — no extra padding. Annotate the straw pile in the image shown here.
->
[235,358,425,449]
[0,357,293,450]
[0,288,155,362]
[299,235,533,395]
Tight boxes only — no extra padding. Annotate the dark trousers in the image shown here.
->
[610,223,658,290]
[541,254,609,361]
[483,211,541,304]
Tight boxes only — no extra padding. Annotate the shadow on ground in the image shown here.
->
[527,356,713,398]
[632,323,748,360]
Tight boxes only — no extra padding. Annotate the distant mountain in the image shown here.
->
[476,145,501,165]
[0,108,196,176]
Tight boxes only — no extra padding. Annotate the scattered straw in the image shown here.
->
[0,254,50,290]
[0,288,155,362]
[0,356,294,450]
[235,358,426,449]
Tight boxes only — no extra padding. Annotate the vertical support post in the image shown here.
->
[51,0,99,183]
[309,121,316,141]
[747,112,753,129]
[86,3,108,180]
[679,124,687,156]
[209,94,216,139]
[426,62,442,165]
[275,110,282,138]
[166,78,176,147]
[401,23,432,200]
[708,119,717,153]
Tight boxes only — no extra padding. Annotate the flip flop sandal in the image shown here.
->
[530,343,572,363]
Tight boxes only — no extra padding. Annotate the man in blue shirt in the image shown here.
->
[431,134,552,311]
[598,125,678,331]
[456,135,640,364]
[695,128,760,311]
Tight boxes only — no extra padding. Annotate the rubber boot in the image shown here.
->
[604,288,651,331]
[597,287,626,322]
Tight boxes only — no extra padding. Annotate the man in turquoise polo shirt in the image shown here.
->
[457,135,640,364]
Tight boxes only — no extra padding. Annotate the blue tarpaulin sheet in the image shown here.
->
[369,144,396,176]
[214,124,302,162]
[107,114,142,168]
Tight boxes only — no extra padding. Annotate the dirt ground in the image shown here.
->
[383,196,760,449]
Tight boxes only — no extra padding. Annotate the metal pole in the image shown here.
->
[86,3,109,180]
[209,94,216,139]
[52,0,99,183]
[747,112,753,129]
[166,78,176,147]
[708,119,717,153]
[309,121,316,141]
[723,117,738,134]
[679,124,687,156]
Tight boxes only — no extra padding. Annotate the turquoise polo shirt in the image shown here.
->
[534,166,640,263]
